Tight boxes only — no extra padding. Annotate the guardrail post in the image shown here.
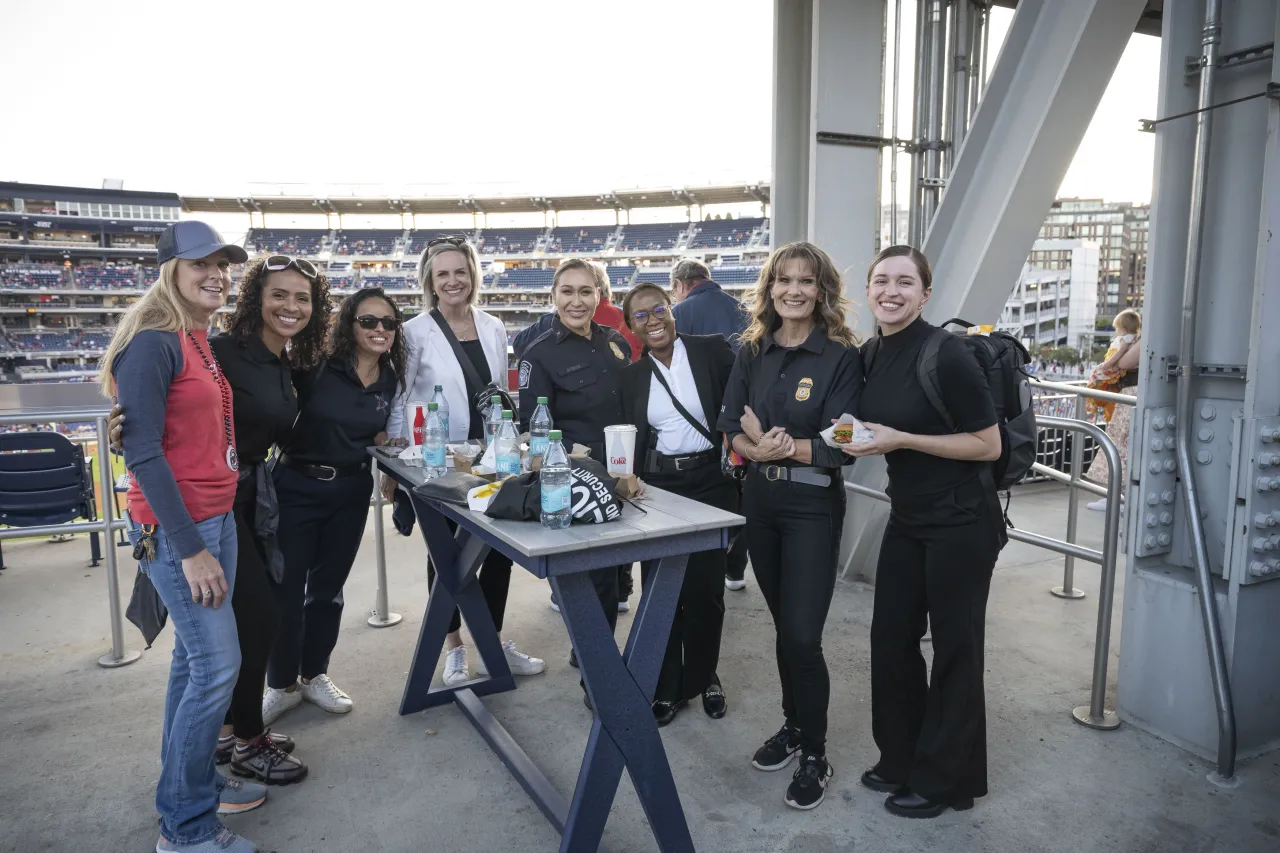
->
[368,463,402,628]
[95,416,140,668]
[1051,393,1088,599]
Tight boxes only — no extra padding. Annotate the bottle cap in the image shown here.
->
[502,410,513,419]
[491,395,501,403]
[537,396,548,404]
[549,429,562,440]
[427,402,438,410]
[434,385,443,392]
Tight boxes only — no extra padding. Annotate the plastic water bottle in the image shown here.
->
[423,402,447,479]
[540,429,572,530]
[495,410,521,477]
[484,395,503,449]
[529,396,553,460]
[429,384,449,439]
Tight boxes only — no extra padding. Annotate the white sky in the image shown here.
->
[2,0,1159,230]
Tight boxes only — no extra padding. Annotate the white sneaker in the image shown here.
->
[476,640,546,677]
[299,674,353,714]
[443,646,469,685]
[725,577,747,591]
[1086,498,1115,512]
[617,599,631,613]
[261,687,303,726]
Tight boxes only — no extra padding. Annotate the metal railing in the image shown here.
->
[367,466,402,628]
[844,415,1124,731]
[0,411,139,669]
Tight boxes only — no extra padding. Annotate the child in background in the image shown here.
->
[1086,309,1141,421]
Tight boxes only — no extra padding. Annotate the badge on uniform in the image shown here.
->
[796,377,814,402]
[518,360,532,389]
[610,342,625,360]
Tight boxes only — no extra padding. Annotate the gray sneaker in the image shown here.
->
[217,776,267,815]
[156,826,258,852]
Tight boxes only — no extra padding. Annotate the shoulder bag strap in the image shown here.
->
[431,308,484,399]
[648,356,717,446]
[915,328,956,432]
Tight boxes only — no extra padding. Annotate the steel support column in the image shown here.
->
[839,0,1147,582]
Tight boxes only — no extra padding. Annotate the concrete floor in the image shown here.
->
[1,483,1277,853]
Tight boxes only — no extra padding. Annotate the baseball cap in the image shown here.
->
[156,221,248,265]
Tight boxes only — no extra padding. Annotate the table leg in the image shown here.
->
[400,497,516,716]
[552,554,694,853]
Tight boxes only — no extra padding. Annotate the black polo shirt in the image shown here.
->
[210,332,296,466]
[517,317,632,459]
[285,357,398,467]
[717,327,863,470]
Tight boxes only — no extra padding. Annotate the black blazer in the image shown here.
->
[621,333,737,456]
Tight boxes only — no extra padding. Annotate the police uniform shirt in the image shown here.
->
[717,327,863,470]
[210,332,296,466]
[517,317,632,457]
[286,357,397,467]
[859,315,996,498]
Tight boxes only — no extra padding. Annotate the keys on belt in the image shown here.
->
[133,524,157,561]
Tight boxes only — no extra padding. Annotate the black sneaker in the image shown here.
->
[785,753,833,810]
[751,723,802,771]
[216,730,294,765]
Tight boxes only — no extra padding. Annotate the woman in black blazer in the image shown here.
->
[621,282,738,727]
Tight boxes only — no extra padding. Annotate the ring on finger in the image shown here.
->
[201,588,212,599]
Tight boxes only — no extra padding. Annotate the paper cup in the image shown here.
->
[604,424,637,475]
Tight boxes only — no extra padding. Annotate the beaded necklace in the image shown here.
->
[186,330,239,472]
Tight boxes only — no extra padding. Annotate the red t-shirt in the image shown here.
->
[593,301,641,362]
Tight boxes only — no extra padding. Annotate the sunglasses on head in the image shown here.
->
[426,235,469,251]
[631,303,670,325]
[264,255,318,280]
[355,315,400,332]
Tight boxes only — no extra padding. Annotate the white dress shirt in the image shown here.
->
[647,338,714,455]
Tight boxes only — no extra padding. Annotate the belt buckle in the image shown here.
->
[316,465,337,482]
[765,464,783,482]
[674,456,692,472]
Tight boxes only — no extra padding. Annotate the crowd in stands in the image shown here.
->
[406,230,478,254]
[334,232,399,256]
[546,226,614,254]
[1,266,68,288]
[246,229,327,255]
[615,222,687,252]
[477,228,542,254]
[74,264,140,289]
[357,275,413,290]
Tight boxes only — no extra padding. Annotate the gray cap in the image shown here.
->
[156,221,248,264]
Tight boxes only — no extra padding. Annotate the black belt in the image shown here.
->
[278,454,370,482]
[749,462,834,488]
[644,448,718,475]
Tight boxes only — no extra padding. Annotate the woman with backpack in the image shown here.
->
[843,245,1005,819]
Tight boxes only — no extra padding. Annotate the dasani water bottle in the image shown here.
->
[540,430,572,529]
[429,384,449,439]
[495,410,521,477]
[484,395,503,449]
[529,396,553,460]
[423,402,448,479]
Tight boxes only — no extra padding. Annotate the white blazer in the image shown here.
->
[388,308,509,443]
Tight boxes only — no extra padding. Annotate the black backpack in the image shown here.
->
[866,317,1038,490]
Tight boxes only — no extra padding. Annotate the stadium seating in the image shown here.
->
[1,267,67,289]
[493,268,554,289]
[634,269,672,286]
[605,265,636,289]
[334,231,399,256]
[359,275,415,291]
[476,228,543,255]
[11,332,74,351]
[246,229,327,255]
[712,266,762,285]
[406,230,479,254]
[687,217,763,250]
[615,222,686,252]
[74,265,138,289]
[76,331,111,350]
[547,226,615,254]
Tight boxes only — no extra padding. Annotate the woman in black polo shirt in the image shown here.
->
[842,245,1002,819]
[264,287,406,723]
[717,241,862,811]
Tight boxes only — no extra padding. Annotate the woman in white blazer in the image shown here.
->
[387,236,544,684]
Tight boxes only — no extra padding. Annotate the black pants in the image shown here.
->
[428,518,512,635]
[226,482,282,739]
[725,481,748,582]
[267,466,372,689]
[870,478,1001,801]
[639,466,736,703]
[742,469,845,756]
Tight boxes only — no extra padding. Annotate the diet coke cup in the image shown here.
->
[604,424,637,476]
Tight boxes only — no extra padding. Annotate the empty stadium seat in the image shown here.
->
[615,222,687,252]
[688,218,763,250]
[476,228,543,255]
[246,229,327,255]
[547,226,615,254]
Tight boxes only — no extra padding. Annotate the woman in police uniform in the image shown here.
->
[620,282,737,727]
[842,245,1002,819]
[717,241,862,812]
[517,258,632,707]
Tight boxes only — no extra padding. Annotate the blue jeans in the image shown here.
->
[130,513,240,845]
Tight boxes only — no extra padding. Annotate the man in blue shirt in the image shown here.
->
[669,258,751,590]
[670,258,749,351]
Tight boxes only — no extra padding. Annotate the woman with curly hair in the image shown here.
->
[716,241,863,811]
[111,254,330,787]
[263,287,408,723]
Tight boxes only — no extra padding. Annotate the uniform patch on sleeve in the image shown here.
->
[610,341,625,360]
[518,360,532,389]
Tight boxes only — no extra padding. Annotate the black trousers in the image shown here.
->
[870,477,1001,802]
[639,466,736,703]
[742,469,845,756]
[428,518,512,635]
[267,466,372,689]
[225,482,282,739]
[725,481,748,581]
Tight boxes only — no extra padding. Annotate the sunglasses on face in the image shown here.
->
[264,255,318,280]
[631,304,670,325]
[355,315,400,332]
[427,235,469,251]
